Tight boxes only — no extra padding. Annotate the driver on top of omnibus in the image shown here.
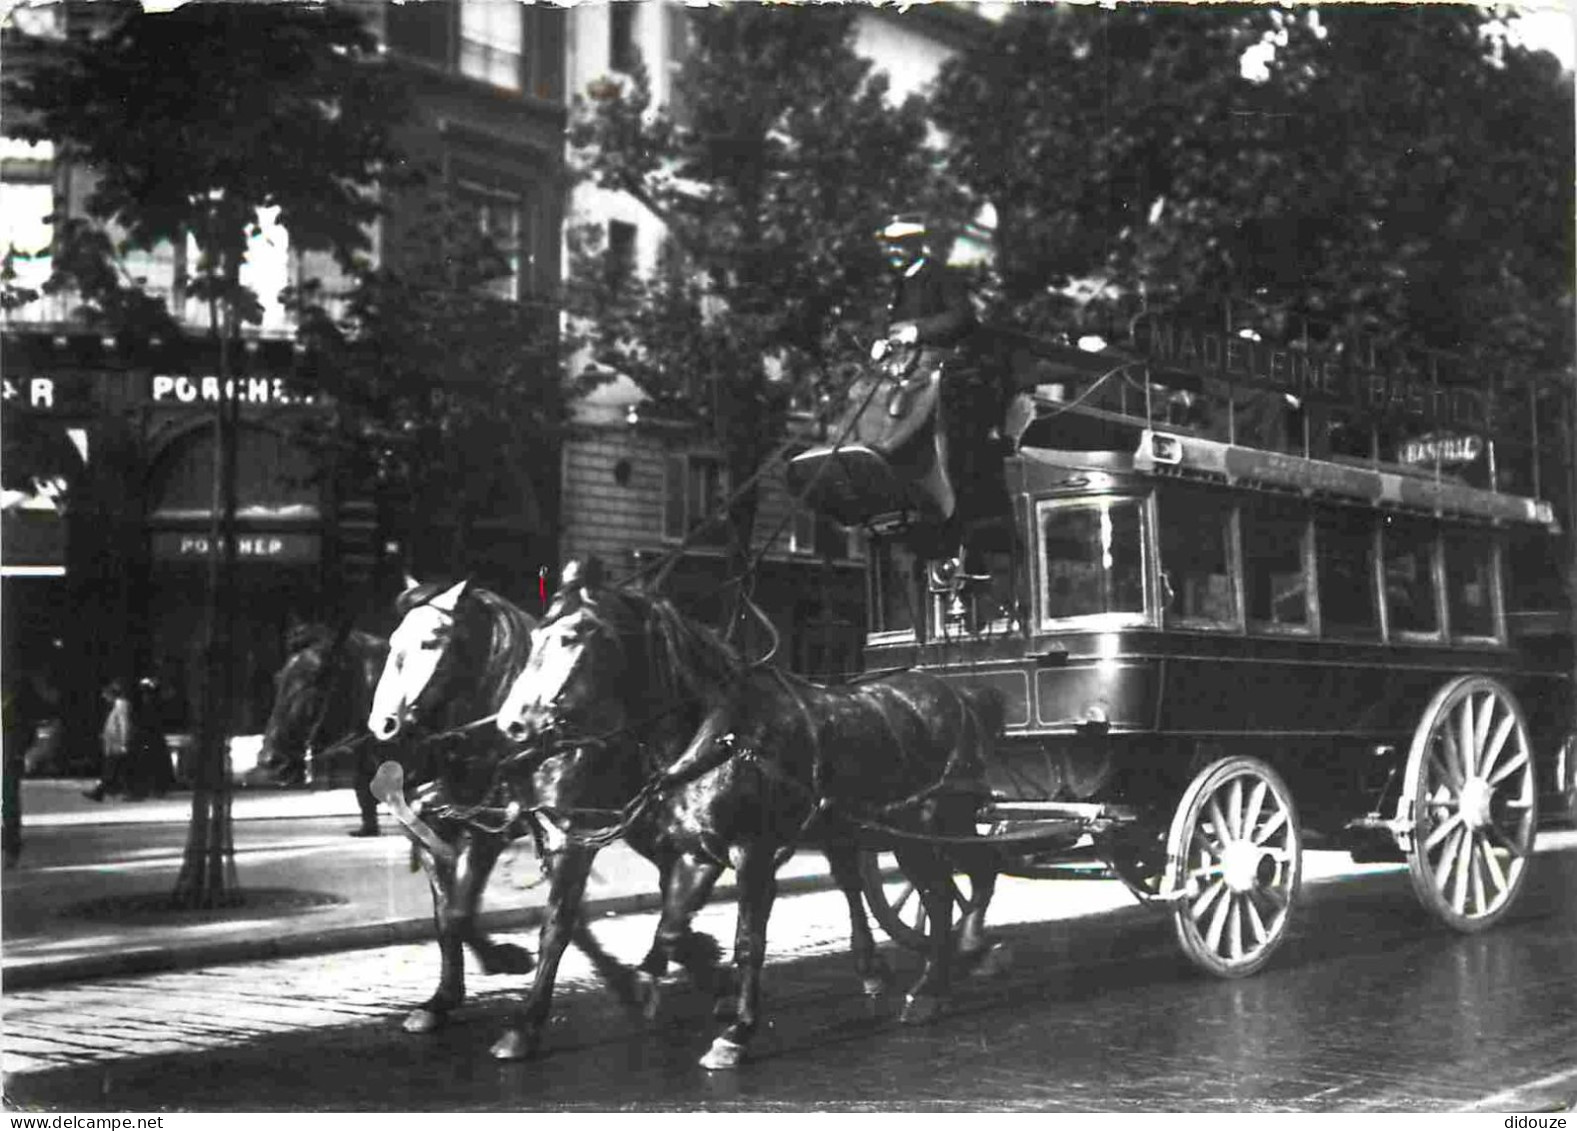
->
[874,213,976,357]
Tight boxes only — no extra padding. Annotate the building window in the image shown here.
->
[606,219,636,290]
[790,506,850,559]
[460,0,523,92]
[870,537,922,637]
[610,4,639,74]
[664,453,729,547]
[459,182,525,301]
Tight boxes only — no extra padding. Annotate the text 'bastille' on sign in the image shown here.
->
[150,375,314,406]
[1130,317,1488,429]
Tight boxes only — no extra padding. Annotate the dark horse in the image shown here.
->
[495,572,1004,1069]
[260,623,391,831]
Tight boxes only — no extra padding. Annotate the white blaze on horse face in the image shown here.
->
[369,603,453,740]
[498,613,584,742]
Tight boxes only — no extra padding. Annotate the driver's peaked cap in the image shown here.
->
[877,213,927,241]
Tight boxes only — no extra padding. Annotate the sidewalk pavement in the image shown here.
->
[1,779,839,992]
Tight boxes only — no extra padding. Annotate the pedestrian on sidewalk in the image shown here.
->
[131,677,176,798]
[3,667,52,868]
[83,679,134,803]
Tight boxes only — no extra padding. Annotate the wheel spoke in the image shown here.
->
[1423,811,1464,853]
[1442,728,1466,788]
[1243,891,1269,946]
[1473,694,1496,766]
[1469,839,1487,915]
[1226,896,1243,960]
[1191,826,1219,862]
[1478,836,1509,896]
[1191,877,1226,922]
[1458,697,1478,777]
[1480,713,1517,780]
[1450,827,1475,914]
[890,881,918,917]
[1204,882,1233,952]
[1242,780,1269,844]
[1489,749,1529,786]
[1252,806,1289,846]
[1427,750,1464,796]
[1207,795,1234,845]
[1433,826,1464,891]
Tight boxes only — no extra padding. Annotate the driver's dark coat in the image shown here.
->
[887,258,976,347]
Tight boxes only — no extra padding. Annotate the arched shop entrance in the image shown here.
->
[144,422,325,740]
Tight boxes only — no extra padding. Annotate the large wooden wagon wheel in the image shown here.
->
[856,849,978,952]
[1165,756,1302,978]
[1400,675,1538,933]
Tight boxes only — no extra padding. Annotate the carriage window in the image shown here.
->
[1243,504,1311,632]
[1315,511,1380,638]
[1037,498,1146,625]
[1443,529,1497,639]
[871,538,922,636]
[1158,490,1238,628]
[1382,517,1441,637]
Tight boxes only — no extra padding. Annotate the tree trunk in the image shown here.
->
[172,290,242,909]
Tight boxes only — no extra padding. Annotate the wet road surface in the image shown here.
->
[4,838,1575,1112]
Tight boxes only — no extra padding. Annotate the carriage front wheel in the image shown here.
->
[857,850,975,952]
[1401,675,1538,933]
[1165,756,1302,979]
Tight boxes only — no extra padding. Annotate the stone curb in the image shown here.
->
[0,871,843,993]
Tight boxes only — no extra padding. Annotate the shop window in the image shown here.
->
[460,0,523,91]
[1158,489,1238,629]
[1037,497,1147,626]
[663,453,729,547]
[1315,510,1379,638]
[1382,516,1441,637]
[1243,503,1311,633]
[1443,528,1498,639]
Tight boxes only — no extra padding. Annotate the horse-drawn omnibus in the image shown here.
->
[791,308,1577,977]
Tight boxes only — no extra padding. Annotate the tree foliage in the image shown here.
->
[6,0,401,329]
[288,178,564,583]
[933,3,1574,372]
[567,5,956,566]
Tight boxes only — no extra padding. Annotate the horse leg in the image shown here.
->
[894,845,953,1026]
[403,834,465,1034]
[636,853,726,1021]
[699,842,779,1071]
[491,844,597,1061]
[455,833,534,976]
[956,861,1011,978]
[822,843,892,997]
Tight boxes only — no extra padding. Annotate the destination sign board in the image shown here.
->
[1129,316,1489,430]
[1398,434,1483,467]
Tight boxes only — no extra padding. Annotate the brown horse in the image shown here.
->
[496,573,1004,1069]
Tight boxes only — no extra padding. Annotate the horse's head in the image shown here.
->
[497,576,631,746]
[369,579,474,742]
[261,630,335,772]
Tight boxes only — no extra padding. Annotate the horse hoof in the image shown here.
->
[480,943,535,976]
[699,1037,745,1071]
[402,1008,446,1034]
[490,1028,538,1061]
[968,942,1013,979]
[636,973,663,1022]
[861,975,889,998]
[899,993,943,1026]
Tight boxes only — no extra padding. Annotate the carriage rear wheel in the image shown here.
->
[1166,756,1302,979]
[1401,676,1538,933]
[857,850,974,952]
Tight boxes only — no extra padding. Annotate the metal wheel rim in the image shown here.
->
[1406,679,1537,930]
[1169,759,1301,977]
